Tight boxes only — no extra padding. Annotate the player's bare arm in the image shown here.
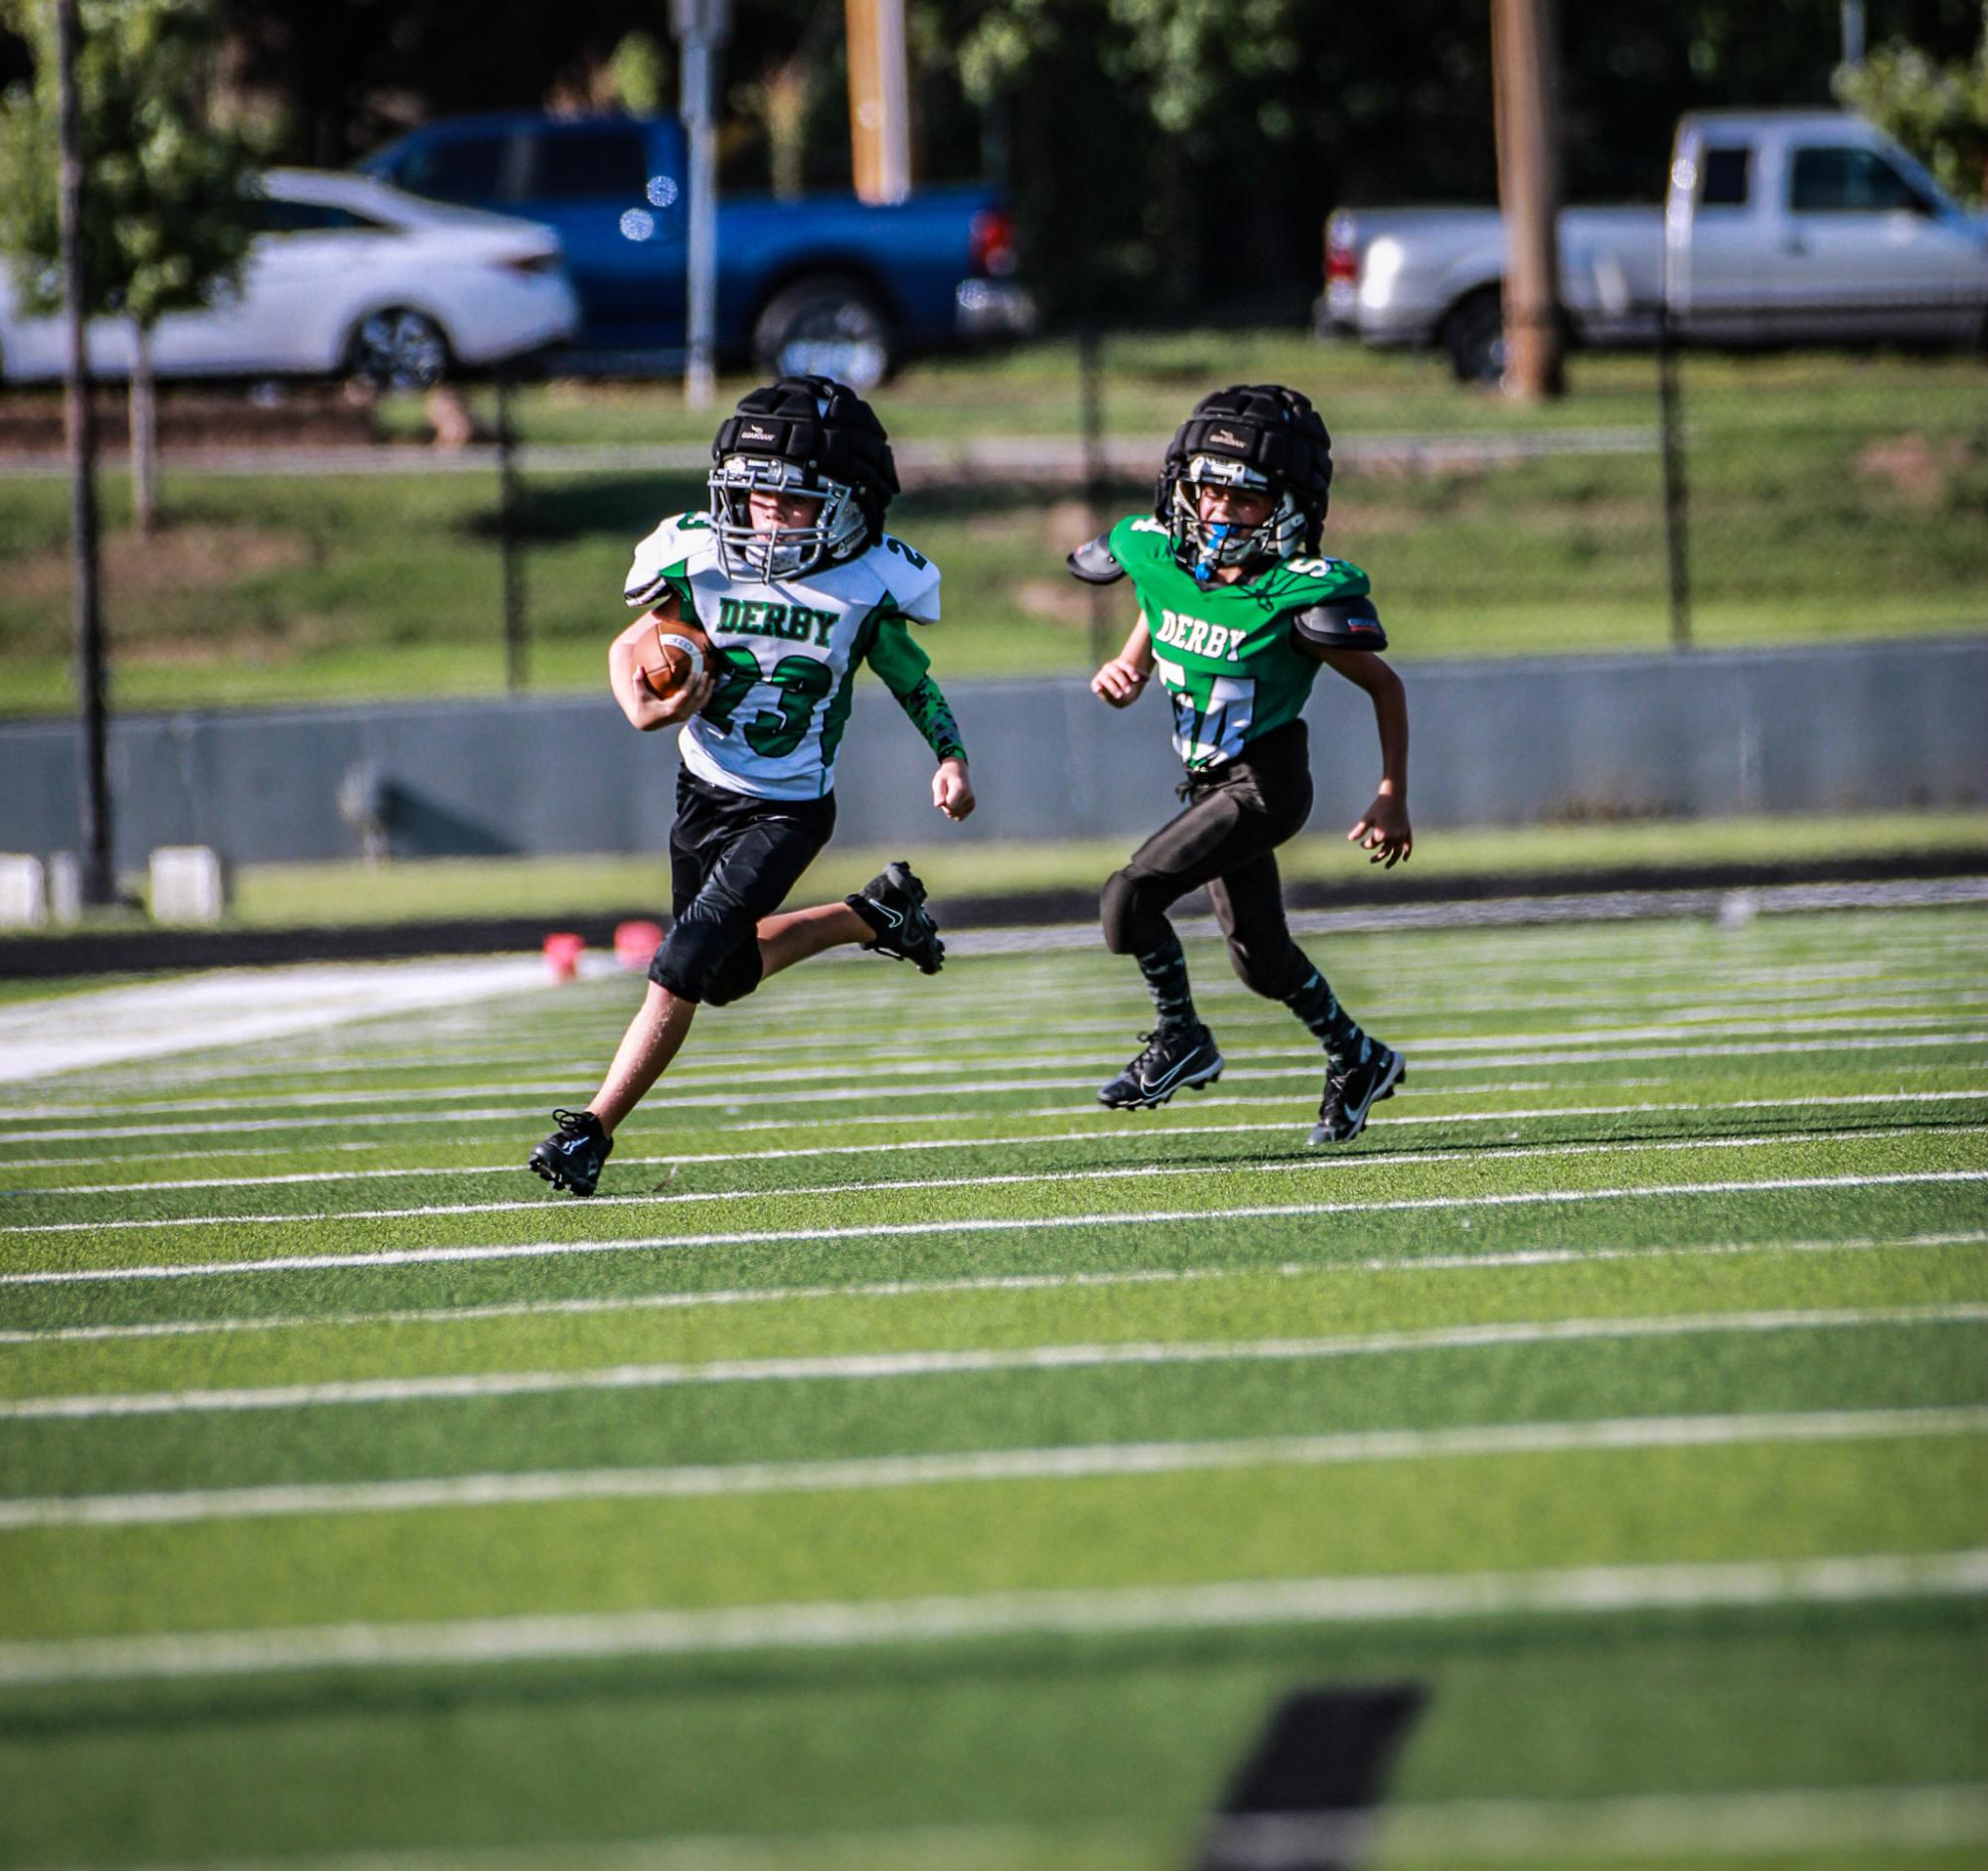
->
[1091,620,1153,707]
[1313,646,1412,866]
[608,593,714,731]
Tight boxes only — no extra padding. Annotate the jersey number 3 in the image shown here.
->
[702,648,834,757]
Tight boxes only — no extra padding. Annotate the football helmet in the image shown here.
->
[708,375,898,581]
[1156,385,1333,581]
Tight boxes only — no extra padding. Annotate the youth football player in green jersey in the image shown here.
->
[1068,384,1411,1144]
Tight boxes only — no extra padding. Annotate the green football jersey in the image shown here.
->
[1107,515,1380,770]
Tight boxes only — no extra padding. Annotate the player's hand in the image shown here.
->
[1091,658,1148,707]
[1348,793,1412,867]
[650,669,714,726]
[933,757,976,822]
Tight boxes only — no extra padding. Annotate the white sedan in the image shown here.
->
[0,168,579,390]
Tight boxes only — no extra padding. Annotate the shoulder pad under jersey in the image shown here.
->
[865,534,942,622]
[624,511,715,608]
[1292,592,1388,652]
[1066,533,1126,585]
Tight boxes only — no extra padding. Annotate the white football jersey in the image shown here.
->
[624,511,943,801]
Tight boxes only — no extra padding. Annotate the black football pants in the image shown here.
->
[650,768,837,1007]
[1100,718,1317,1001]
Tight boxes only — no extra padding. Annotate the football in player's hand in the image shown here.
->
[636,613,710,702]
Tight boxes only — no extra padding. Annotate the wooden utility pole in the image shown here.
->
[1491,0,1564,399]
[56,0,113,905]
[844,0,910,205]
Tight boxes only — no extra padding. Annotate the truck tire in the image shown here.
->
[752,276,897,391]
[1442,288,1506,386]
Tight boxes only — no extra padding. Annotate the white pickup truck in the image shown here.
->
[1320,110,1988,381]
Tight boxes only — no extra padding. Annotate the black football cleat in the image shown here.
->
[529,1107,613,1196]
[1098,1023,1224,1110]
[1308,1040,1405,1146]
[847,860,945,974]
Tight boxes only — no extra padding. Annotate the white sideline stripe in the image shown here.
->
[35,1091,1988,1197]
[11,1028,1988,1141]
[4,1306,1980,1420]
[7,1231,1985,1347]
[15,1008,1987,1118]
[12,1122,1981,1238]
[7,1407,1982,1530]
[2,1548,1983,1688]
[13,1120,1988,1240]
[9,1169,1988,1288]
[0,959,554,1085]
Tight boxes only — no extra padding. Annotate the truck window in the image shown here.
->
[1698,147,1751,208]
[525,128,648,201]
[398,134,509,204]
[1790,146,1930,215]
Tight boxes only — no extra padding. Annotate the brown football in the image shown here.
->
[635,612,711,702]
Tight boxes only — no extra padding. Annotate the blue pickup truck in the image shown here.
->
[359,112,1030,387]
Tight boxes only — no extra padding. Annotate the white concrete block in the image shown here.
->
[150,846,229,924]
[0,855,49,928]
[46,853,82,926]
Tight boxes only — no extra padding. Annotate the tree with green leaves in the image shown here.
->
[0,0,256,535]
[1836,6,1988,207]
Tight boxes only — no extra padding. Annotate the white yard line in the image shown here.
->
[9,1028,1987,1141]
[6,1231,1982,1347]
[0,960,555,1085]
[1,1548,1981,1688]
[1373,1782,1988,1864]
[33,1090,1988,1196]
[11,1010,1988,1120]
[71,977,1987,1102]
[7,1125,1982,1238]
[22,1785,1984,1871]
[9,1170,1987,1289]
[4,1305,1979,1420]
[6,1406,1981,1530]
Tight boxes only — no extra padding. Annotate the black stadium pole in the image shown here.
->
[56,0,113,905]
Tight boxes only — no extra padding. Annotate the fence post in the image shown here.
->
[1656,300,1692,651]
[1079,321,1110,666]
[496,370,528,694]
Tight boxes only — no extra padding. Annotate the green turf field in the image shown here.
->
[1,903,1984,1868]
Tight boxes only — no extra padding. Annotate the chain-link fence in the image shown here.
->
[2,318,1984,712]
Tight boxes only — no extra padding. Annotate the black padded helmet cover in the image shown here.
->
[1155,384,1334,559]
[711,375,900,564]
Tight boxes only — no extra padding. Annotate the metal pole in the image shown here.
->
[56,0,112,905]
[674,0,728,409]
[496,371,528,693]
[1656,299,1692,651]
[1840,1,1866,68]
[1079,322,1109,666]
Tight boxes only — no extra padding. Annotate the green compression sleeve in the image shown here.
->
[866,614,967,763]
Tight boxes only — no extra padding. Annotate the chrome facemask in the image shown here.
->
[1167,453,1305,582]
[709,455,866,581]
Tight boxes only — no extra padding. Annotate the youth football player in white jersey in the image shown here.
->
[1070,384,1411,1145]
[530,376,974,1196]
